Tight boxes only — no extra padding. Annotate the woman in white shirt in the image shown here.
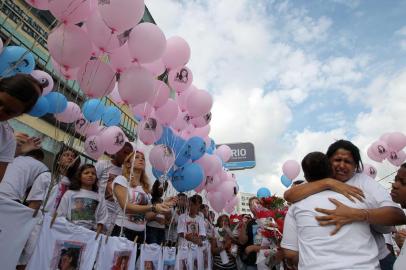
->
[111,151,175,244]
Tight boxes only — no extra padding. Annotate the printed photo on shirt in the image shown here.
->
[163,247,176,270]
[111,250,131,270]
[50,240,86,270]
[71,197,98,222]
[187,221,199,236]
[128,190,148,224]
[144,260,158,270]
[105,173,118,201]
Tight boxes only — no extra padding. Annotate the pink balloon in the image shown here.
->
[168,66,193,93]
[48,24,92,69]
[137,117,163,145]
[186,89,213,117]
[118,66,155,106]
[128,22,166,64]
[386,132,406,152]
[51,57,79,80]
[74,117,89,136]
[194,179,206,193]
[49,0,93,25]
[215,144,232,163]
[205,174,221,192]
[172,111,189,132]
[142,59,166,77]
[218,169,229,182]
[132,103,154,119]
[207,191,227,213]
[195,154,222,177]
[367,146,384,162]
[108,83,125,105]
[108,44,134,73]
[85,10,121,53]
[54,102,81,123]
[84,135,105,159]
[388,150,406,167]
[217,181,237,202]
[99,126,126,155]
[191,125,211,138]
[25,0,49,10]
[190,112,212,128]
[370,140,390,160]
[30,70,54,96]
[155,99,179,126]
[282,160,300,180]
[85,121,104,137]
[224,196,239,213]
[175,86,194,112]
[162,36,191,70]
[362,164,377,179]
[179,124,195,140]
[148,80,170,109]
[98,0,144,33]
[149,144,176,172]
[77,60,116,98]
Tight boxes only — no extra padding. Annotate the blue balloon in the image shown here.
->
[152,167,174,179]
[82,99,105,122]
[257,187,271,198]
[281,175,292,188]
[172,137,187,154]
[28,96,49,117]
[0,46,36,77]
[187,136,206,161]
[102,106,121,126]
[175,144,191,167]
[156,127,174,145]
[44,92,67,114]
[172,163,204,192]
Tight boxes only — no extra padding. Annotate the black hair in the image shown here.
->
[189,195,200,205]
[150,180,168,204]
[0,74,42,113]
[53,145,81,180]
[25,148,45,161]
[200,203,209,210]
[59,248,78,268]
[192,194,203,205]
[302,152,333,182]
[216,214,229,228]
[70,164,98,192]
[326,139,363,173]
[401,163,406,169]
[177,192,187,198]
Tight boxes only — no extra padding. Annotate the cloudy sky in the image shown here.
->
[146,0,406,196]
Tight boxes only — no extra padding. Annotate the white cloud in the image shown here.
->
[395,26,406,51]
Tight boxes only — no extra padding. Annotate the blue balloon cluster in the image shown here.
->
[0,46,35,77]
[281,175,292,188]
[28,92,67,117]
[257,187,271,198]
[82,99,106,122]
[102,106,121,126]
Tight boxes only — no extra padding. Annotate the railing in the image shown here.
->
[0,0,140,141]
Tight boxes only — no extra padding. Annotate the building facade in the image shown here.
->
[237,191,256,215]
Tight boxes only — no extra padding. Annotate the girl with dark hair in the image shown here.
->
[0,74,43,181]
[146,180,169,245]
[57,164,108,231]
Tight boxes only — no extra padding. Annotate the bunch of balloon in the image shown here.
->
[367,132,406,167]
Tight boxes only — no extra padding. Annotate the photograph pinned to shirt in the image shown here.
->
[111,250,131,270]
[162,246,176,270]
[71,197,98,222]
[139,244,163,270]
[50,240,86,270]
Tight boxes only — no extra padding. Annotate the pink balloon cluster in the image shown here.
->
[367,132,406,167]
[282,160,301,180]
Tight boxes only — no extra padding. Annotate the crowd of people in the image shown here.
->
[0,74,406,270]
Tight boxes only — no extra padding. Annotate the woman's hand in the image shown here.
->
[327,179,365,202]
[315,198,365,235]
[164,196,178,207]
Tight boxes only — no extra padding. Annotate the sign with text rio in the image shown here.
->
[217,142,256,170]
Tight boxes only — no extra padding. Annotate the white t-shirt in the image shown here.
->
[394,242,406,270]
[26,172,70,212]
[281,190,380,270]
[112,175,151,231]
[95,159,122,211]
[347,173,399,260]
[166,209,182,243]
[139,243,163,270]
[0,121,16,163]
[147,213,166,229]
[26,215,99,270]
[57,189,108,230]
[177,213,207,247]
[0,156,48,201]
[95,236,137,270]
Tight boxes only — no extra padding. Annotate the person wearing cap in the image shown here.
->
[390,163,406,270]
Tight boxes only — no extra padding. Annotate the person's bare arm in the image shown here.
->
[284,178,364,203]
[28,200,42,210]
[283,249,299,269]
[0,162,8,182]
[316,198,406,235]
[238,222,248,245]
